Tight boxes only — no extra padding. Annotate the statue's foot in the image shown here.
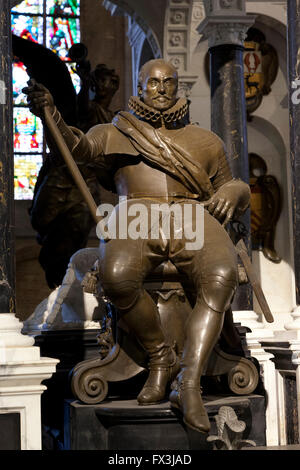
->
[169,381,210,433]
[137,349,180,405]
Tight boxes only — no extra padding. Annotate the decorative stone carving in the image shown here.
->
[205,0,245,15]
[169,31,186,48]
[177,78,197,98]
[207,406,256,450]
[198,21,253,48]
[170,9,188,25]
[220,0,241,9]
[164,1,203,99]
[198,0,254,48]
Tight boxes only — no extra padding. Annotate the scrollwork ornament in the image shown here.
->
[73,370,108,404]
[227,360,259,395]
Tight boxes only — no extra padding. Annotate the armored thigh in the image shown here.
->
[98,237,146,310]
[173,209,238,313]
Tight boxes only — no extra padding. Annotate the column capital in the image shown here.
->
[197,0,255,48]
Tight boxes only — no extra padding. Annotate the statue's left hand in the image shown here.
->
[206,180,250,226]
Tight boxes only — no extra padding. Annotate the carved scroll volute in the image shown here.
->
[227,359,259,395]
[71,364,109,405]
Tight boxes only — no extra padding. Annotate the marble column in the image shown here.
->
[285,0,300,334]
[198,1,254,310]
[0,0,15,314]
[0,2,58,450]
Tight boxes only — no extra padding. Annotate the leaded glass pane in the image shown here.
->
[13,62,30,106]
[47,0,80,16]
[14,107,44,153]
[11,13,44,43]
[46,16,80,60]
[11,0,44,15]
[14,154,43,200]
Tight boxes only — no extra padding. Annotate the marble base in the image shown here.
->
[0,314,59,449]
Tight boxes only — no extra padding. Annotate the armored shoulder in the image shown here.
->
[87,122,139,157]
[186,124,225,155]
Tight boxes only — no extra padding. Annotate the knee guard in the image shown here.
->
[201,275,237,313]
[101,278,142,310]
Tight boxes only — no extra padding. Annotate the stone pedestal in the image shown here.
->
[0,314,58,450]
[64,394,266,450]
[34,328,101,449]
[261,334,300,446]
[233,310,278,445]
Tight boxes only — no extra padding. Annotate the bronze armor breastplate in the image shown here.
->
[114,160,200,202]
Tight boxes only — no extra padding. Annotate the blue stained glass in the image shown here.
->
[11,14,44,43]
[11,0,44,15]
[14,154,43,200]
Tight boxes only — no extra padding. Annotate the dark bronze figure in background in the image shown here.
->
[69,42,120,132]
[24,59,250,434]
[14,37,119,288]
[249,153,282,263]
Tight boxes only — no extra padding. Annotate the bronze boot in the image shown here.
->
[169,302,225,433]
[169,377,209,433]
[121,289,179,405]
[137,343,180,405]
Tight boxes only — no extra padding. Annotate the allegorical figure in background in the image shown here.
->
[23,58,250,434]
[249,152,282,263]
[13,36,119,288]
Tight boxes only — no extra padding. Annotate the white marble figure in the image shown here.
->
[23,247,105,334]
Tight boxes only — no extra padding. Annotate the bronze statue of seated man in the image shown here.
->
[24,59,250,434]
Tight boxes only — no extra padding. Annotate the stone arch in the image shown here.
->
[102,0,162,94]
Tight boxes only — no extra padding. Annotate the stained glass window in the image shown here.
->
[46,16,80,60]
[14,154,43,200]
[11,0,80,200]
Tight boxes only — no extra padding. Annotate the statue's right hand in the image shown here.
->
[22,80,55,118]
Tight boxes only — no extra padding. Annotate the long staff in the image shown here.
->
[43,106,100,225]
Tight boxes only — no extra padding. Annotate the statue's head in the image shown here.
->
[91,64,119,100]
[137,59,178,111]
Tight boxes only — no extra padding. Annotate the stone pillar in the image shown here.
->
[0,2,58,450]
[0,0,15,314]
[198,0,254,311]
[285,0,300,335]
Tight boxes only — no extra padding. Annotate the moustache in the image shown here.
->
[153,95,171,100]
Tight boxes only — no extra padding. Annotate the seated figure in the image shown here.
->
[24,59,250,434]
